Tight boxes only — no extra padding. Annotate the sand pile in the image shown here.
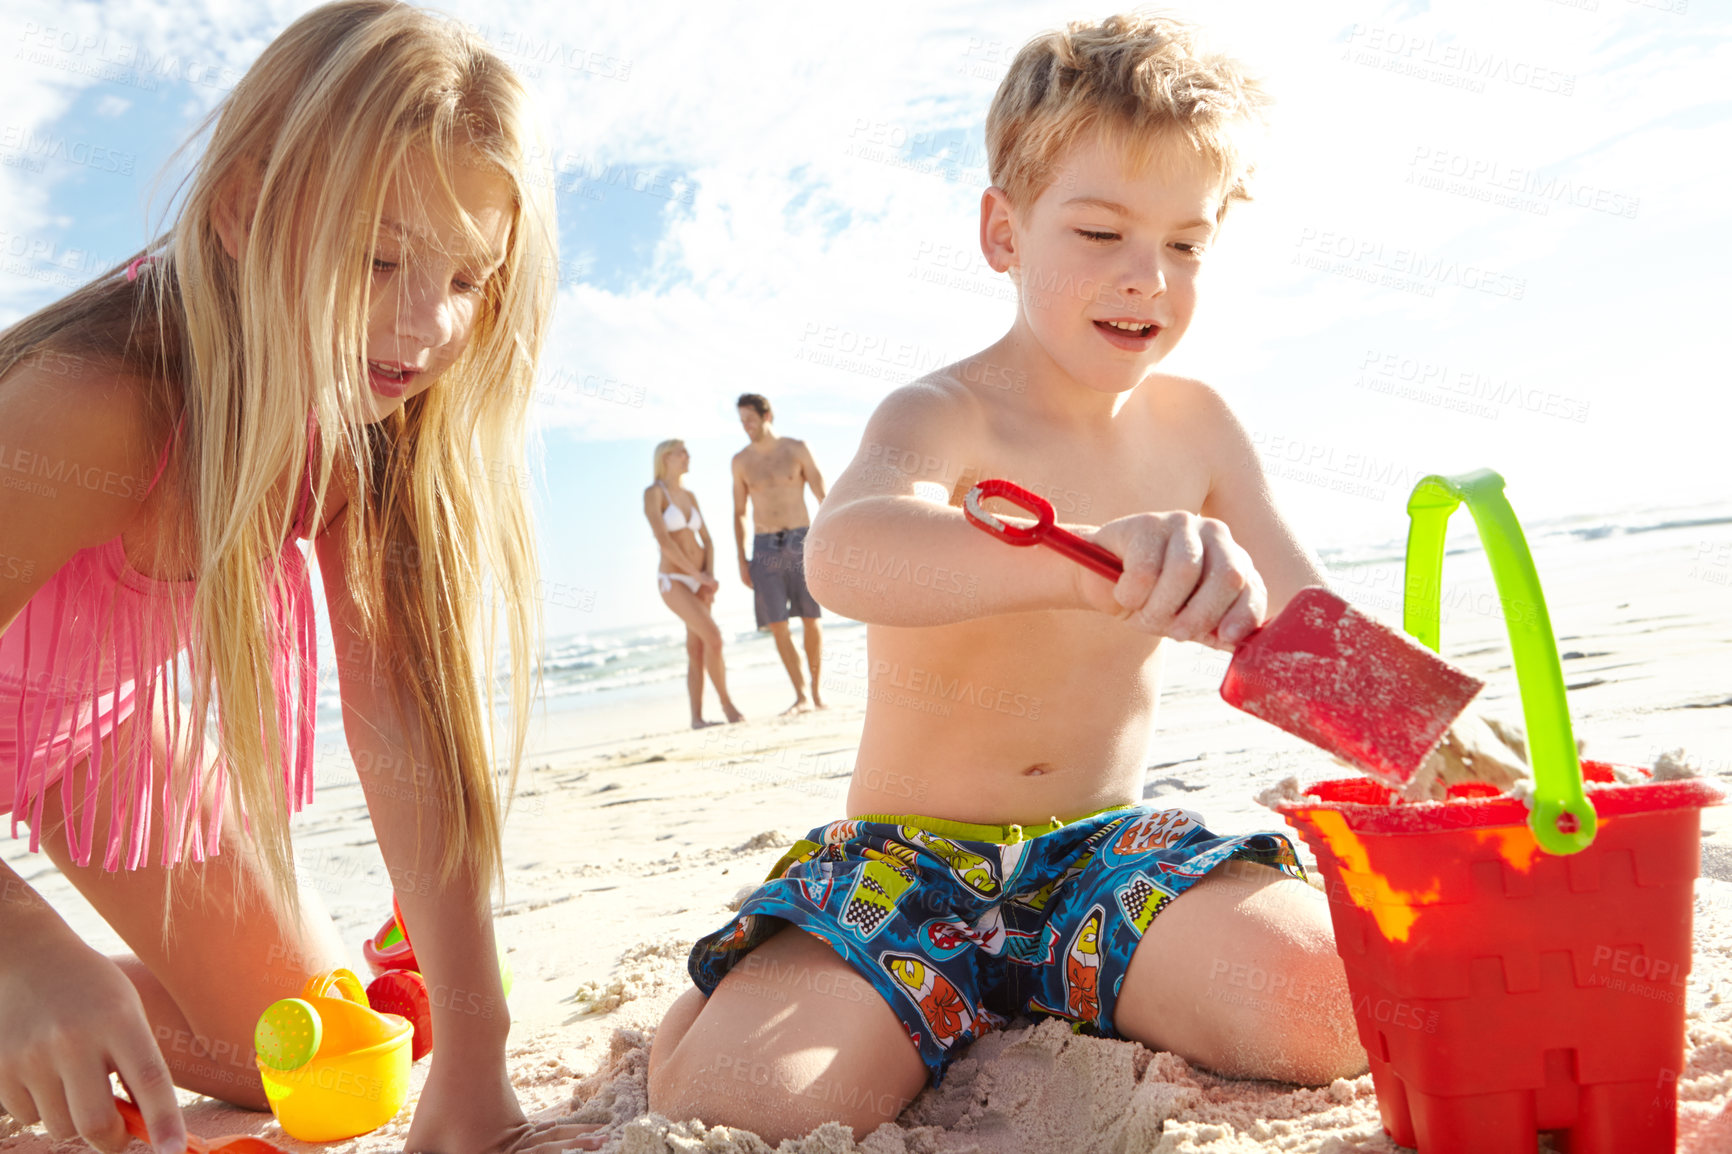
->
[540,1014,1732,1152]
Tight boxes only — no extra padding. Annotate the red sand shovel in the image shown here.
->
[114,1094,288,1154]
[963,479,1483,783]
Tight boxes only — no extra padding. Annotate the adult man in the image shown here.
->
[732,393,826,713]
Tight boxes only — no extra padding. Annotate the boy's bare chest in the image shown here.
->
[941,427,1209,527]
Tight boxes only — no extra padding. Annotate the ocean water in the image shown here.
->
[309,498,1732,733]
[1315,498,1732,572]
[311,613,867,732]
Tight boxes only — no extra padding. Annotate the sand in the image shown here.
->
[5,517,1732,1153]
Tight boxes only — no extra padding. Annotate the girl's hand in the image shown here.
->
[1079,511,1265,650]
[405,1059,603,1153]
[492,1118,608,1154]
[0,920,185,1154]
[698,572,719,595]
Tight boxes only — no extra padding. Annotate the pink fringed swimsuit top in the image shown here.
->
[0,418,319,871]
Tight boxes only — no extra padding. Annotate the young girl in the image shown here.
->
[0,4,593,1151]
[643,441,743,728]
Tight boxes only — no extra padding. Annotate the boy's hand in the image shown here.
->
[1081,512,1266,650]
[737,557,753,589]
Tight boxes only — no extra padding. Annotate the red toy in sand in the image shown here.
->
[362,894,419,976]
[361,896,433,1059]
[367,969,433,1061]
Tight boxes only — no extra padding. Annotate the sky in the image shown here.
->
[2,0,1728,641]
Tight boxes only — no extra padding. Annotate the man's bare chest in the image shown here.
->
[741,447,802,489]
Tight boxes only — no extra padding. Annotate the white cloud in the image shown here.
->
[496,0,1730,538]
[3,0,1728,634]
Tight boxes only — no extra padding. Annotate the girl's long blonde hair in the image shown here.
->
[0,0,555,903]
[652,440,686,483]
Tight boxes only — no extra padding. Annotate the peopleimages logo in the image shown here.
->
[14,23,242,91]
[0,442,148,501]
[1408,146,1640,220]
[0,126,134,174]
[1293,229,1526,300]
[1343,26,1576,96]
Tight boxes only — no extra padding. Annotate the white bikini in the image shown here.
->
[656,482,707,595]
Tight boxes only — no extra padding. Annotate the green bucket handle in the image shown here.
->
[1404,469,1597,855]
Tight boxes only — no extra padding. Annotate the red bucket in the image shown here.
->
[1277,768,1719,1153]
[1270,471,1723,1152]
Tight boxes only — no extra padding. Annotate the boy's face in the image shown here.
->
[984,131,1226,394]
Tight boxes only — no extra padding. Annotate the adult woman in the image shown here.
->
[644,441,742,729]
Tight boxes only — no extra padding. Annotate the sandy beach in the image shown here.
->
[4,510,1732,1153]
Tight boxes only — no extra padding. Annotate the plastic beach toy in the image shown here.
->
[367,968,433,1061]
[1274,468,1723,1154]
[114,1094,286,1154]
[361,896,418,977]
[253,968,412,1142]
[962,477,1126,579]
[363,895,515,993]
[963,477,1484,781]
[1405,468,1596,854]
[358,896,515,1060]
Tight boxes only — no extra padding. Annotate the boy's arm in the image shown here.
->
[1191,386,1524,775]
[1192,383,1327,615]
[806,380,1084,626]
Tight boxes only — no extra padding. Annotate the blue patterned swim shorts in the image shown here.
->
[688,805,1304,1081]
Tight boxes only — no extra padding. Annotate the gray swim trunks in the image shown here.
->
[750,527,822,628]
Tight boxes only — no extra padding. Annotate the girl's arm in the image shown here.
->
[694,502,716,579]
[0,857,188,1154]
[641,487,705,579]
[0,363,190,1154]
[0,360,161,632]
[314,500,523,1153]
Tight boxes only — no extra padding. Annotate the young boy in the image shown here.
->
[649,14,1366,1140]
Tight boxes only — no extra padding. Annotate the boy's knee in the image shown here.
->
[648,985,709,1082]
[650,1045,911,1140]
[645,1046,687,1118]
[1254,936,1367,1084]
[646,1039,774,1130]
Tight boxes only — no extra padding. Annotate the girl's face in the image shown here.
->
[363,149,514,420]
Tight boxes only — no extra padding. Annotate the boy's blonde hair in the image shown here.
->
[0,0,554,906]
[986,12,1270,218]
